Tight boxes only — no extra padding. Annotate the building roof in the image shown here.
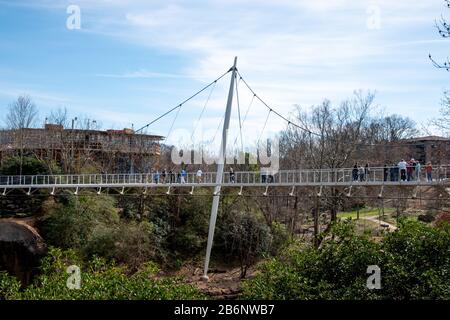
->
[0,126,165,141]
[401,136,450,142]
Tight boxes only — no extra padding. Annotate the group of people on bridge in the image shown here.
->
[151,168,189,184]
[352,159,434,183]
[149,167,275,184]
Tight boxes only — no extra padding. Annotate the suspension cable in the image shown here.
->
[135,68,232,134]
[237,70,320,137]
[242,93,255,125]
[210,116,224,145]
[165,105,181,142]
[191,80,217,143]
[257,109,272,145]
[233,86,255,148]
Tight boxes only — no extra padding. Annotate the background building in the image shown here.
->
[0,124,164,173]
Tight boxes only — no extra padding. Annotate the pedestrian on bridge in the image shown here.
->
[407,159,415,181]
[229,167,235,183]
[364,163,370,181]
[261,168,267,183]
[416,161,421,181]
[383,163,389,182]
[394,162,399,181]
[161,169,167,183]
[398,159,407,181]
[169,169,175,184]
[358,166,365,182]
[196,169,203,183]
[352,164,358,182]
[426,162,433,182]
[181,169,187,183]
[154,170,160,184]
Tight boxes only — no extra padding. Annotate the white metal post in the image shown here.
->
[202,57,237,281]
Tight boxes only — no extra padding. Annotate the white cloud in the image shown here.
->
[95,70,189,79]
[4,0,448,140]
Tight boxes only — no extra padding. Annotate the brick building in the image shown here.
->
[0,124,164,173]
[357,136,450,166]
[397,136,450,165]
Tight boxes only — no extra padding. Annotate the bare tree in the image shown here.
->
[3,95,39,175]
[432,91,450,135]
[5,95,38,129]
[429,1,450,135]
[283,90,374,170]
[47,107,69,127]
[275,91,376,247]
[429,0,450,70]
[366,114,418,143]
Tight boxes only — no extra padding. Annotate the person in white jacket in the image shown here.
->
[398,159,407,181]
[196,169,203,183]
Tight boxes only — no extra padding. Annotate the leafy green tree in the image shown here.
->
[40,194,120,250]
[0,247,204,300]
[40,194,169,268]
[216,210,272,278]
[0,156,53,175]
[243,219,450,300]
[381,219,450,299]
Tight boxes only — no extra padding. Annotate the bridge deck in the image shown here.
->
[0,166,449,191]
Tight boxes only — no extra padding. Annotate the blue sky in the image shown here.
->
[0,0,449,147]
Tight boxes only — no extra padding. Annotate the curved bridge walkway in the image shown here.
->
[1,166,448,196]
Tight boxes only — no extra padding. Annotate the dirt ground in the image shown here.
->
[165,264,258,299]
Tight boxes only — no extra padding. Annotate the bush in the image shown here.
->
[216,210,272,278]
[147,192,211,261]
[269,221,291,256]
[0,247,204,300]
[84,220,165,271]
[40,194,168,268]
[242,219,450,300]
[40,194,120,250]
[381,219,450,299]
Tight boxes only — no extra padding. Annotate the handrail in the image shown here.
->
[0,166,448,187]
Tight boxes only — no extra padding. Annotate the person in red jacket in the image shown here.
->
[425,162,433,182]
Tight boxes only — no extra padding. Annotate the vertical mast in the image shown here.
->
[202,57,237,280]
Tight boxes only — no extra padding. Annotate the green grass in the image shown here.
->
[337,207,396,219]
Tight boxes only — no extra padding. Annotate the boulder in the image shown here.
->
[0,220,46,286]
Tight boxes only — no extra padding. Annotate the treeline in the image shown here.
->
[37,190,288,276]
[243,219,450,300]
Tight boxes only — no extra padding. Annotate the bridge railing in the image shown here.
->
[0,165,448,187]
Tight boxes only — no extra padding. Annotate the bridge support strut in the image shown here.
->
[202,57,237,281]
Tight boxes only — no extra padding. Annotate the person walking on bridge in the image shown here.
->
[383,163,388,182]
[352,164,358,182]
[426,162,433,182]
[364,163,370,181]
[169,169,175,184]
[154,170,160,184]
[358,165,365,182]
[161,169,167,183]
[407,159,414,181]
[415,161,421,181]
[229,167,235,183]
[196,168,203,183]
[389,163,395,181]
[398,159,407,181]
[181,168,187,183]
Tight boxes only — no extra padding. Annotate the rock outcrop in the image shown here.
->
[0,220,46,286]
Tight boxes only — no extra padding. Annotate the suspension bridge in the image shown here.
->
[1,57,449,280]
[0,167,449,194]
